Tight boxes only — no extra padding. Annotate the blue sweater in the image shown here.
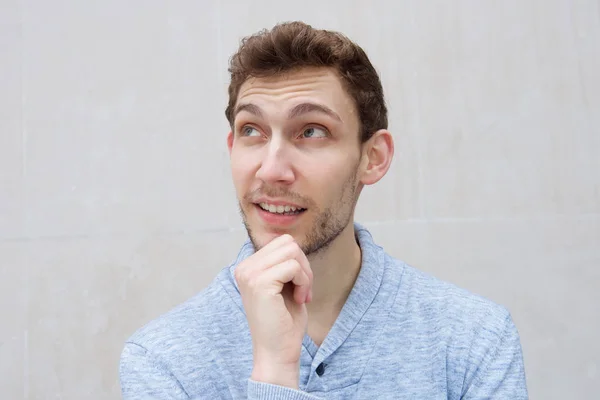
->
[120,224,528,399]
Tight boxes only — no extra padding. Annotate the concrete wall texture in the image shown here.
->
[1,0,599,399]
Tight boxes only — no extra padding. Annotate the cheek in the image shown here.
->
[318,156,360,196]
[303,160,348,196]
[312,152,357,180]
[231,150,257,177]
[230,150,269,200]
[230,158,252,194]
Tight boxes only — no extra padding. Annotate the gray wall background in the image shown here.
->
[1,0,599,399]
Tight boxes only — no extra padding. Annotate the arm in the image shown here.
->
[247,380,324,400]
[461,313,529,399]
[236,235,324,400]
[120,342,323,400]
[119,342,201,400]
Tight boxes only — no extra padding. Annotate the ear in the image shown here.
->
[359,129,394,185]
[227,131,234,155]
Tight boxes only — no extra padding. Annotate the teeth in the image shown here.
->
[258,202,303,214]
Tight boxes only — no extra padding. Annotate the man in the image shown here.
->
[120,21,528,399]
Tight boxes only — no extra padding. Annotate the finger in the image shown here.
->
[238,237,313,303]
[235,234,295,280]
[269,242,313,303]
[260,242,313,303]
[256,259,310,304]
[288,244,313,301]
[242,239,304,277]
[262,241,313,282]
[262,233,295,251]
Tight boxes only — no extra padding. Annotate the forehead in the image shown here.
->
[236,67,357,121]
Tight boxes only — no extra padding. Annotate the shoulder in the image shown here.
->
[390,257,514,344]
[388,258,525,386]
[124,266,244,359]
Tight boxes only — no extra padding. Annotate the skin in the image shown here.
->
[227,66,394,389]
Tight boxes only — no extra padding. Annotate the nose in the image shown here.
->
[255,137,295,184]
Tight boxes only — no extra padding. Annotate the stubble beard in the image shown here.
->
[239,170,359,258]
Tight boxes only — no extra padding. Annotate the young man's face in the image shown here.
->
[227,67,364,256]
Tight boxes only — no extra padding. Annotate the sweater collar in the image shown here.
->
[228,222,383,301]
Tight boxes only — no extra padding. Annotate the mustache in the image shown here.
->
[244,187,315,207]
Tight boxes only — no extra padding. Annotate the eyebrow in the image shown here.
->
[234,102,342,122]
[288,102,342,122]
[234,103,265,119]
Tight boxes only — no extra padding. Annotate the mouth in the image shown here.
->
[255,202,307,216]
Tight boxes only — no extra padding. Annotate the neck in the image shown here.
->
[305,222,362,344]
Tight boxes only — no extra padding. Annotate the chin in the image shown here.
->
[241,204,309,249]
[247,230,279,251]
[245,222,300,250]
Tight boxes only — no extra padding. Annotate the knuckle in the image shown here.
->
[290,259,301,272]
[233,268,242,281]
[287,241,301,256]
[234,264,251,284]
[277,234,293,244]
[246,276,259,290]
[295,264,308,281]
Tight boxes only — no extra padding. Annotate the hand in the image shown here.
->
[234,234,314,389]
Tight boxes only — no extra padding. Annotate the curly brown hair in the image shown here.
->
[225,21,388,143]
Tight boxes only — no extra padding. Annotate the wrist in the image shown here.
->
[251,360,300,389]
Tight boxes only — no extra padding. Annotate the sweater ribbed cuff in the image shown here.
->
[247,379,323,400]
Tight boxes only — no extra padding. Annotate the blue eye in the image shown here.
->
[301,127,328,138]
[241,126,260,137]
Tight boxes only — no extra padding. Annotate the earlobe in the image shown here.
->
[360,129,394,186]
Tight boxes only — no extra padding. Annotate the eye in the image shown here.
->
[241,125,261,137]
[300,126,328,139]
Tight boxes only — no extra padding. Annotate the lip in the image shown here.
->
[253,198,306,209]
[254,203,306,227]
